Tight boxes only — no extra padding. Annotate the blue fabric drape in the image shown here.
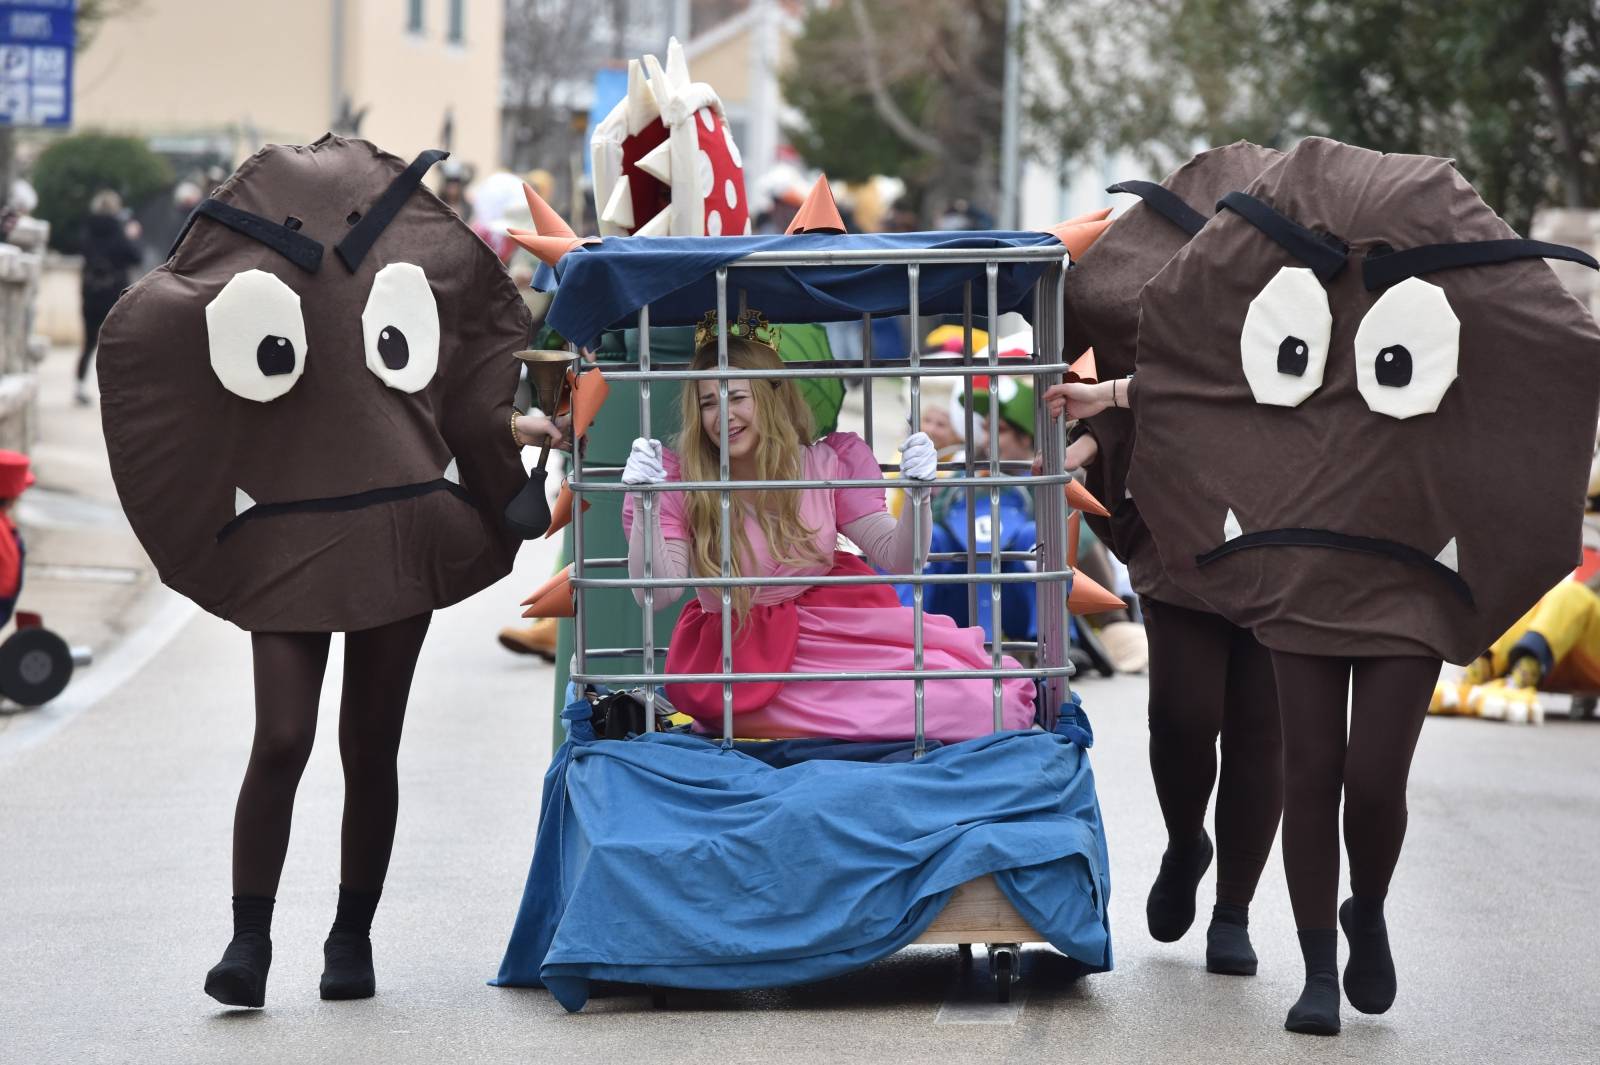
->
[492,693,1112,1011]
[535,231,1064,349]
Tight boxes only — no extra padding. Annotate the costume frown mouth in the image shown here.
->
[216,459,468,543]
[1196,509,1473,607]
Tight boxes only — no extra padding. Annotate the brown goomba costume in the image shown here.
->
[1129,137,1600,1035]
[1062,143,1285,976]
[97,135,533,1008]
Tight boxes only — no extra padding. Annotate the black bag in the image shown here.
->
[583,686,676,739]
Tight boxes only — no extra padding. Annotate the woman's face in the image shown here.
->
[698,378,759,462]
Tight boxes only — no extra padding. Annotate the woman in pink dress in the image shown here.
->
[621,336,1036,741]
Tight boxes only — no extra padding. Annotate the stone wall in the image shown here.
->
[0,216,49,453]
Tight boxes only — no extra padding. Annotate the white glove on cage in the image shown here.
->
[622,437,667,486]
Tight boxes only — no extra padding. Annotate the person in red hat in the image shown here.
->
[0,450,36,622]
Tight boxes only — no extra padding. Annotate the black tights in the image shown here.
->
[1271,651,1438,929]
[231,612,432,896]
[1143,598,1283,906]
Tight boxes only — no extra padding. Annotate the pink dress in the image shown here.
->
[622,432,1037,741]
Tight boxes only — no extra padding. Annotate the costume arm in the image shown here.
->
[842,492,933,575]
[627,499,691,609]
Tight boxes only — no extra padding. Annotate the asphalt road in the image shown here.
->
[3,536,1597,1065]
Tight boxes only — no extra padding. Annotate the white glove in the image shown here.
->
[900,431,937,481]
[622,437,666,486]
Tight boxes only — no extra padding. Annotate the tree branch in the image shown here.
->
[846,0,945,156]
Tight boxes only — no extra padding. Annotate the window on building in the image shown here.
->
[407,0,424,34]
[448,0,464,43]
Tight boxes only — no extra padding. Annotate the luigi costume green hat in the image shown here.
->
[961,375,1036,440]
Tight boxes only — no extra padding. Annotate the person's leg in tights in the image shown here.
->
[77,297,112,400]
[319,611,432,1000]
[1272,650,1352,1035]
[1339,655,1437,1016]
[1142,600,1227,942]
[1208,624,1283,974]
[204,631,332,1008]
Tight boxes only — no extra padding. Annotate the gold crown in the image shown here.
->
[694,308,781,353]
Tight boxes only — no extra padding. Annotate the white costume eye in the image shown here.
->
[1240,266,1332,407]
[361,263,440,393]
[1353,277,1459,419]
[205,269,307,402]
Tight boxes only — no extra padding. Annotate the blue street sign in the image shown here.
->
[0,0,74,128]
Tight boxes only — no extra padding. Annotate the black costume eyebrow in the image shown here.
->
[1106,180,1206,238]
[1217,191,1349,283]
[172,199,325,273]
[1362,239,1600,290]
[334,148,449,272]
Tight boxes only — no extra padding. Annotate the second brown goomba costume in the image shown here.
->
[1129,136,1600,1035]
[97,135,534,1009]
[1064,142,1286,977]
[100,135,531,632]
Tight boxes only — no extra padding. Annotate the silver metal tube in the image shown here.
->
[576,472,1070,493]
[579,549,1041,569]
[639,304,656,731]
[585,640,1046,660]
[577,568,1073,590]
[570,353,586,699]
[717,268,734,746]
[962,281,979,631]
[574,665,1076,686]
[1038,258,1073,728]
[986,262,1004,731]
[593,362,1077,383]
[907,264,925,757]
[681,246,1066,266]
[861,312,874,452]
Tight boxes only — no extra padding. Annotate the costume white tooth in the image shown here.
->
[235,487,255,517]
[1435,536,1459,573]
[1223,508,1242,542]
[601,175,635,229]
[665,37,691,92]
[633,206,672,237]
[642,53,673,111]
[624,59,655,135]
[636,139,673,185]
[443,458,460,485]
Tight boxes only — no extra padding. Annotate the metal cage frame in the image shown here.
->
[566,244,1078,757]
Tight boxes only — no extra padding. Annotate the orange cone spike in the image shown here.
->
[521,565,576,618]
[786,175,847,235]
[571,368,611,440]
[522,182,577,239]
[1059,206,1112,226]
[1050,218,1112,259]
[507,228,584,268]
[1066,479,1110,517]
[1068,569,1126,615]
[1067,348,1098,384]
[544,480,591,539]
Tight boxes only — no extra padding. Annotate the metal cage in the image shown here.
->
[566,244,1078,757]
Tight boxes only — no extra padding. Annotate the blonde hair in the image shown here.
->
[676,337,827,621]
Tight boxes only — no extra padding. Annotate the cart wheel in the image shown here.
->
[958,943,973,968]
[0,627,73,707]
[987,943,1019,1003]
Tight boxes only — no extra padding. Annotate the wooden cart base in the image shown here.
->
[915,874,1040,1002]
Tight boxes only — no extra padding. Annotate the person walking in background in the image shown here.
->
[77,190,143,406]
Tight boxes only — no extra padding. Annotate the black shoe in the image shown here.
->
[1146,830,1213,942]
[1340,896,1397,1014]
[1285,972,1341,1035]
[204,932,271,1008]
[320,932,376,1000]
[1204,904,1257,975]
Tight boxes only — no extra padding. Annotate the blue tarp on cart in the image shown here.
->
[492,695,1112,1011]
[535,231,1066,349]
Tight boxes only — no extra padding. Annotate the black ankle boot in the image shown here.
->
[1285,928,1341,1036]
[1340,895,1397,1014]
[1146,830,1213,942]
[1205,903,1257,975]
[320,885,382,1000]
[204,895,274,1008]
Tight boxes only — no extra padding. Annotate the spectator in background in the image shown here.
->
[77,190,143,406]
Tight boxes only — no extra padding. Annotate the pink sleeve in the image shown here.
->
[825,431,887,526]
[621,448,690,541]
